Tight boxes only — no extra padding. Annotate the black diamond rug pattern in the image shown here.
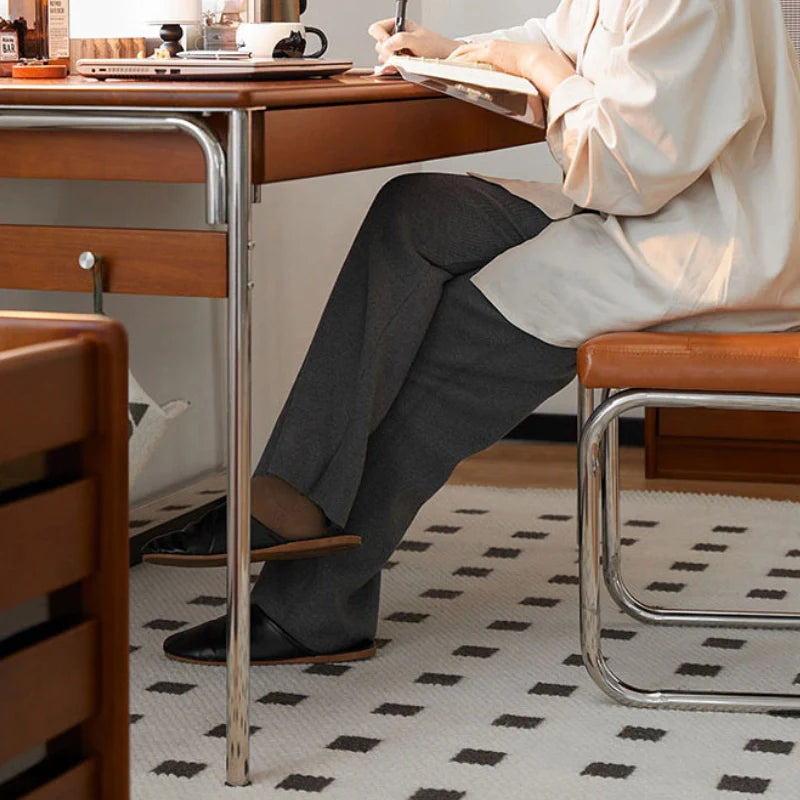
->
[130,486,800,799]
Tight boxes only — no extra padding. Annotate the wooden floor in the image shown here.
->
[449,441,800,502]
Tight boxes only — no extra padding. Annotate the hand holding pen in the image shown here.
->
[368,7,461,64]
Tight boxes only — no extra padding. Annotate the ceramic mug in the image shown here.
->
[237,22,328,59]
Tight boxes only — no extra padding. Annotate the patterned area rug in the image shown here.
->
[130,485,800,799]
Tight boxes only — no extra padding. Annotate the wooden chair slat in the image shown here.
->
[17,759,98,800]
[0,480,97,611]
[0,340,95,464]
[0,621,99,764]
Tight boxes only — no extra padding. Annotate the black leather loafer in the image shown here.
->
[141,499,360,567]
[163,604,377,666]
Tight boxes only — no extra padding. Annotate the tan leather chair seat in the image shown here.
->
[577,332,800,393]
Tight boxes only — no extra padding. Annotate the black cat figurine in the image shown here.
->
[272,30,305,58]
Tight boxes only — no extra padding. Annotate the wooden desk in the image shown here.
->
[0,75,538,298]
[0,74,543,788]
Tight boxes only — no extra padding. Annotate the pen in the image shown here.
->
[394,0,408,34]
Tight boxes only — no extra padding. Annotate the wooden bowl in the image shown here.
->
[12,62,68,79]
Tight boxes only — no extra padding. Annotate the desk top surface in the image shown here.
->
[0,72,438,110]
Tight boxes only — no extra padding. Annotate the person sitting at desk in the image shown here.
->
[144,0,800,666]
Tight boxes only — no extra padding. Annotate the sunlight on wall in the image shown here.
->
[69,0,150,37]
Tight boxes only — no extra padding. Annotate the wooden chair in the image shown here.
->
[0,312,129,798]
[576,332,800,712]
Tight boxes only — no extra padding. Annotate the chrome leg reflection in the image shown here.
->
[226,107,254,788]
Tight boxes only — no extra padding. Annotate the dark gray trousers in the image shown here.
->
[251,173,577,651]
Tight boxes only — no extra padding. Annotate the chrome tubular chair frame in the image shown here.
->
[577,384,800,712]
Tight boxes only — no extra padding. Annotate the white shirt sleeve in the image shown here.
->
[459,17,551,47]
[546,0,752,216]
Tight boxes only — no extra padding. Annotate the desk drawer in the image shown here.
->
[0,225,227,297]
[658,408,800,441]
[646,408,800,483]
[261,99,538,182]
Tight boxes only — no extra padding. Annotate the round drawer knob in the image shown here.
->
[78,251,98,270]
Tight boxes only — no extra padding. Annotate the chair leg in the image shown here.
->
[577,384,596,549]
[578,388,800,710]
[578,385,596,439]
[601,390,619,583]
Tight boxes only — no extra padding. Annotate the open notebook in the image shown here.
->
[377,56,544,127]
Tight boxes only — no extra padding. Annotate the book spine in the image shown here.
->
[47,0,69,59]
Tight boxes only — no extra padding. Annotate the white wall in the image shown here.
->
[68,0,151,37]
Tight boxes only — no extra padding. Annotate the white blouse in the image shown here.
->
[465,0,800,347]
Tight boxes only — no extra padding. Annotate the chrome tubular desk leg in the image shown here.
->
[226,108,254,787]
